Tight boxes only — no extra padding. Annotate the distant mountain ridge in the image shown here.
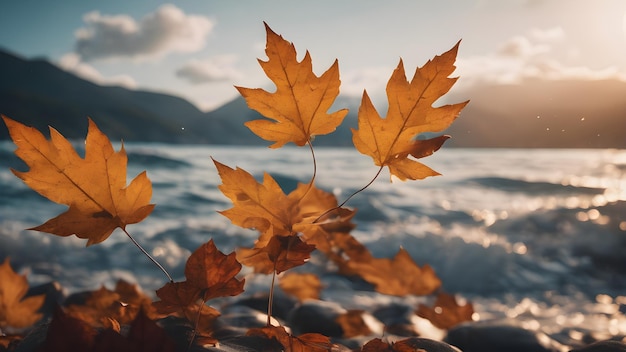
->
[0,49,261,144]
[1,48,624,148]
[444,79,626,148]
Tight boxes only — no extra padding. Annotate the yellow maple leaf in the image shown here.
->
[213,158,298,241]
[352,41,468,181]
[347,248,441,296]
[279,272,324,301]
[2,116,154,246]
[416,292,475,329]
[236,22,348,148]
[0,258,45,329]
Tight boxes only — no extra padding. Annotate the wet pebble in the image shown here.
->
[570,340,626,352]
[445,322,560,352]
[288,299,346,337]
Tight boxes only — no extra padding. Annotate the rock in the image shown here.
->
[395,337,463,352]
[228,293,297,322]
[26,281,65,320]
[288,300,345,337]
[212,305,281,340]
[445,323,559,352]
[372,303,420,336]
[570,340,626,352]
[203,335,283,352]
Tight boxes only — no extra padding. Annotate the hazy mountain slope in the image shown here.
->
[1,48,624,148]
[0,49,204,143]
[444,80,626,148]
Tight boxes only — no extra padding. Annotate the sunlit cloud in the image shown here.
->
[339,66,393,99]
[455,27,626,89]
[176,55,242,84]
[529,26,565,42]
[335,26,626,106]
[496,35,550,58]
[74,4,214,61]
[58,53,137,89]
[332,27,626,101]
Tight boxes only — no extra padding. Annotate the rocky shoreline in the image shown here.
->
[5,282,626,352]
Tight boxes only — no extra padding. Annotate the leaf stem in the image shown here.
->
[121,227,173,283]
[307,138,317,186]
[267,265,277,326]
[187,299,205,352]
[296,138,317,203]
[313,166,384,223]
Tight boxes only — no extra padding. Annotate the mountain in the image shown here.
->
[443,79,626,148]
[0,50,207,143]
[1,48,624,148]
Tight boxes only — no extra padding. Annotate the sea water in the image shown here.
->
[1,143,625,345]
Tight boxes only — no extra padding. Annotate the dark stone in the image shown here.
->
[570,340,626,352]
[396,337,463,352]
[62,289,93,306]
[212,305,278,340]
[445,323,559,352]
[372,303,420,336]
[26,281,65,320]
[203,335,284,352]
[288,300,345,337]
[230,293,297,322]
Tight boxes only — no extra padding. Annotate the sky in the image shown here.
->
[1,0,626,111]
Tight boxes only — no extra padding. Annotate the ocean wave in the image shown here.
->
[463,176,605,195]
[127,150,192,168]
[1,145,625,343]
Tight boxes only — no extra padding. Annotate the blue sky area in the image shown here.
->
[1,0,625,110]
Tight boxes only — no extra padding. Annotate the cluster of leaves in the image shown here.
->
[0,23,471,351]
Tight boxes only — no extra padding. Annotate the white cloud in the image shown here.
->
[338,27,626,106]
[496,36,550,58]
[176,55,242,84]
[455,27,626,89]
[75,4,214,61]
[339,66,393,99]
[58,53,137,88]
[529,26,565,42]
[528,59,626,81]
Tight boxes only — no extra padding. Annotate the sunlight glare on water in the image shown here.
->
[1,144,626,348]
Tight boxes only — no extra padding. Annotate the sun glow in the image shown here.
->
[623,12,626,43]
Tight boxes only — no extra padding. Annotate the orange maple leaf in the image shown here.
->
[214,158,352,240]
[213,159,298,240]
[335,310,373,338]
[324,232,373,276]
[214,159,356,274]
[415,292,474,329]
[154,239,245,309]
[360,338,395,352]
[213,159,310,273]
[236,23,348,148]
[153,239,244,342]
[94,309,177,352]
[247,325,333,352]
[184,239,246,301]
[347,248,441,296]
[0,258,45,329]
[290,182,356,254]
[279,273,324,301]
[360,337,449,352]
[237,234,316,274]
[65,280,156,329]
[352,42,468,181]
[0,334,22,350]
[41,307,176,352]
[153,281,221,337]
[40,307,97,352]
[2,116,154,246]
